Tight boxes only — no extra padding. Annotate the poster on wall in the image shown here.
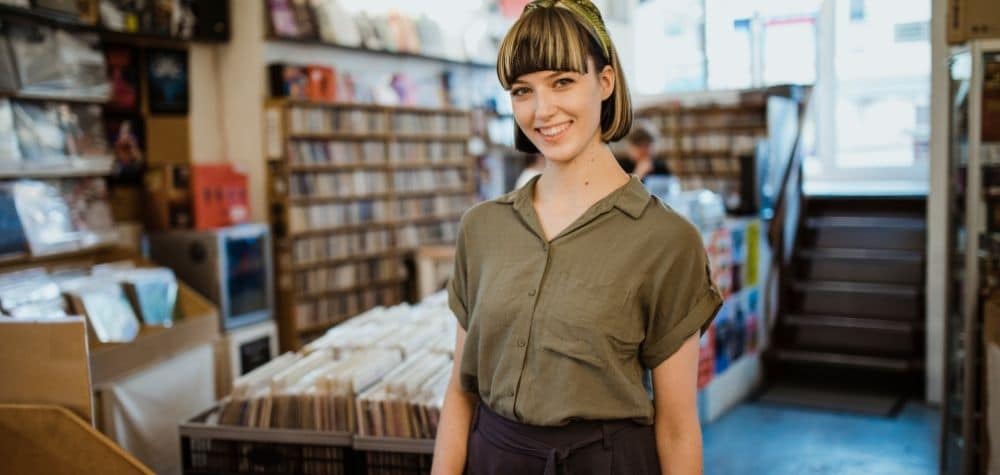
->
[104,45,141,112]
[146,49,189,115]
[104,114,145,183]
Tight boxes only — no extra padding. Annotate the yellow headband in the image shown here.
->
[523,0,612,61]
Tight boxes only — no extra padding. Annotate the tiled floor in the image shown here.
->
[702,401,940,475]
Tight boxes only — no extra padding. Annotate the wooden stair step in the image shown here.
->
[805,216,926,230]
[796,247,923,262]
[791,280,922,296]
[782,314,923,333]
[770,349,921,372]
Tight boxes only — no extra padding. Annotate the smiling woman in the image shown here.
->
[430,1,722,475]
[495,2,632,156]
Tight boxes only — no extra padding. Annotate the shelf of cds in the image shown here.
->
[265,99,476,349]
[633,86,806,216]
[942,39,1000,475]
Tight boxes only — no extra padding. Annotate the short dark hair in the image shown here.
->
[627,125,654,147]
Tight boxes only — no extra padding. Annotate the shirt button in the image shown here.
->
[509,390,515,396]
[517,339,526,347]
[528,289,536,296]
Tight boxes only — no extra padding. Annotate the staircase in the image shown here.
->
[760,196,926,416]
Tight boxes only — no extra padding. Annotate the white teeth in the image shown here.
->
[538,123,570,137]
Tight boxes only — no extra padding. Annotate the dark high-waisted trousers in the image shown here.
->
[465,402,661,475]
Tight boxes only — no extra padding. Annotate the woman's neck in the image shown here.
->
[535,140,629,209]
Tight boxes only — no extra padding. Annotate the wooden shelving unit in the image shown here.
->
[634,101,768,214]
[266,99,476,349]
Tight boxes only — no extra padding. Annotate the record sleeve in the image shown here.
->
[104,114,144,180]
[12,101,67,163]
[0,184,28,259]
[61,276,140,343]
[0,269,67,318]
[104,45,141,112]
[0,28,19,93]
[267,0,301,38]
[0,99,20,163]
[7,24,108,98]
[146,48,189,114]
[59,176,116,246]
[58,103,110,159]
[112,267,178,327]
[13,180,79,255]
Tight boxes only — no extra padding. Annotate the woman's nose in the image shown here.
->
[533,90,558,121]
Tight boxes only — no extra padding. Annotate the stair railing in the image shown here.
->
[766,87,813,333]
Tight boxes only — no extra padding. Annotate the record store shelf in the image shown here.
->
[0,3,227,46]
[0,158,114,179]
[267,34,494,70]
[266,99,477,350]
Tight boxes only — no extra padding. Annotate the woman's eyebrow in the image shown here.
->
[512,71,571,86]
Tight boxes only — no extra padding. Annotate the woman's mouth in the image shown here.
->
[536,122,572,142]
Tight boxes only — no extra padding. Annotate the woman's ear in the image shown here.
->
[599,64,615,101]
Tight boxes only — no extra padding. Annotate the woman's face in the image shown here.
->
[509,58,614,164]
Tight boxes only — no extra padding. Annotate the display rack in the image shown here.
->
[266,35,493,70]
[634,101,766,214]
[942,39,1000,475]
[634,87,806,216]
[265,99,476,349]
[0,2,228,46]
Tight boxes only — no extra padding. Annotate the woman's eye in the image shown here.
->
[511,87,530,97]
[555,78,574,87]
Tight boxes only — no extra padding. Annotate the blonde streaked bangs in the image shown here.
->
[496,6,632,153]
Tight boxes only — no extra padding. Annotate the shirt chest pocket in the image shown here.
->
[539,270,643,368]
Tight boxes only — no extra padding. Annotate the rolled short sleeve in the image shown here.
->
[640,229,723,369]
[447,218,469,330]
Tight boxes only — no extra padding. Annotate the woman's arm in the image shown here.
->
[651,332,703,475]
[430,326,477,475]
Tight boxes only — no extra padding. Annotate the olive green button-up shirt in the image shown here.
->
[447,174,722,427]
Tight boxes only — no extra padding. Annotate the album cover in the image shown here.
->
[0,185,28,260]
[0,269,65,318]
[307,65,335,102]
[289,0,317,39]
[63,277,140,343]
[12,180,79,255]
[104,45,141,112]
[59,176,115,246]
[146,48,189,114]
[0,99,20,163]
[118,268,178,326]
[12,101,67,162]
[268,63,309,99]
[104,114,145,181]
[311,0,359,46]
[267,0,302,38]
[7,24,107,98]
[0,30,18,93]
[58,103,109,159]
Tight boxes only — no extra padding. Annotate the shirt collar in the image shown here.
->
[496,174,650,220]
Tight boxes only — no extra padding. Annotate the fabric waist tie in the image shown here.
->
[473,402,637,475]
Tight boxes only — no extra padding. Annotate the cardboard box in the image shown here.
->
[0,317,94,424]
[0,404,152,474]
[948,0,1000,45]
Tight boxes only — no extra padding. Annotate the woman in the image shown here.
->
[431,1,722,474]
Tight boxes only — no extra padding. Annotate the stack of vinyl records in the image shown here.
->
[216,291,456,437]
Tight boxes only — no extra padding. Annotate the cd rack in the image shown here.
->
[266,99,476,350]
